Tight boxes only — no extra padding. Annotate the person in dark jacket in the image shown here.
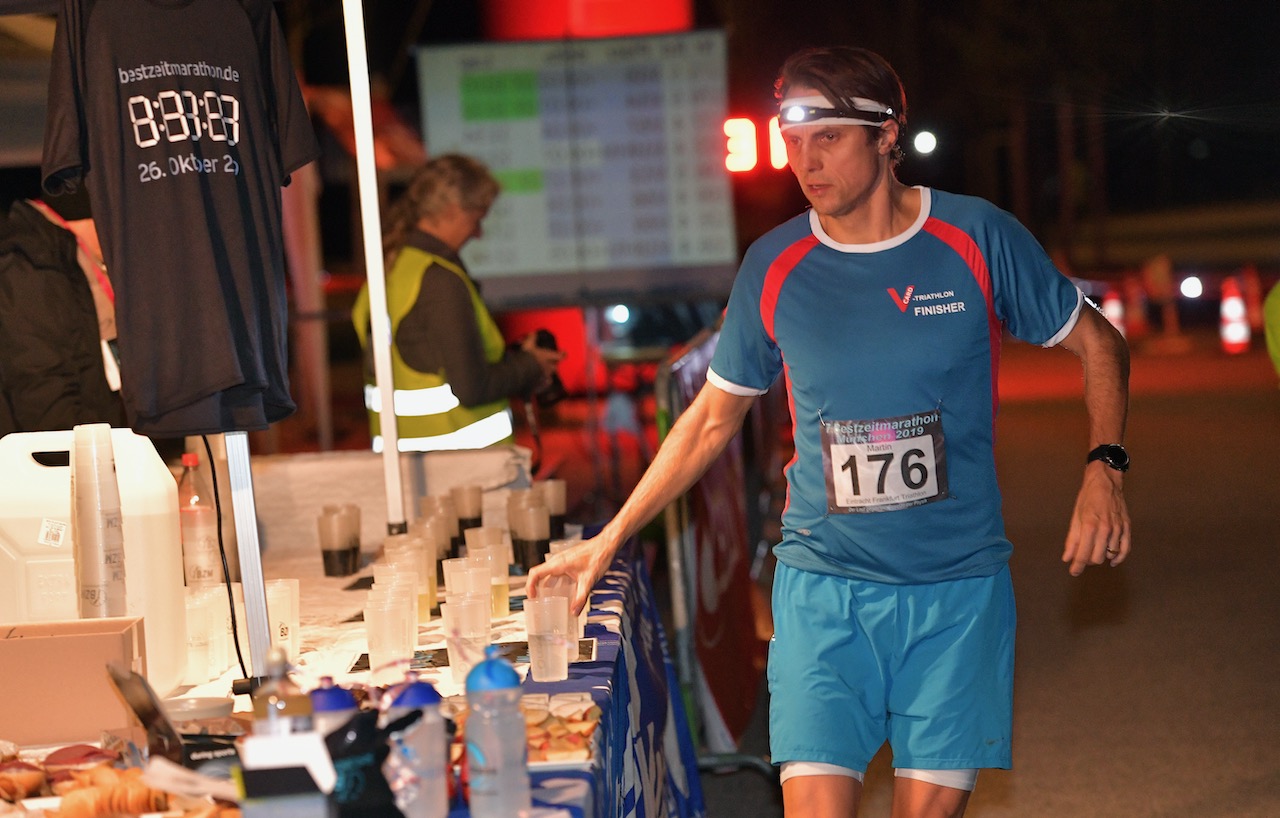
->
[0,187,126,436]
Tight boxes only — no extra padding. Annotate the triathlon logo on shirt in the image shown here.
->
[888,286,968,317]
[887,285,914,312]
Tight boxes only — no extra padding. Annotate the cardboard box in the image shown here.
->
[0,617,145,746]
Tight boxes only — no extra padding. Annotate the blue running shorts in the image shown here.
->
[768,561,1015,772]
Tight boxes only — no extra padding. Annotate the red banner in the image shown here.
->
[665,331,766,750]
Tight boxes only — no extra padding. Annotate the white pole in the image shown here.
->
[341,0,407,532]
[225,431,271,676]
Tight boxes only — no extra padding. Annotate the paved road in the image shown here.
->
[702,332,1280,816]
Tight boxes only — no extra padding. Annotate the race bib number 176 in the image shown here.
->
[820,409,949,513]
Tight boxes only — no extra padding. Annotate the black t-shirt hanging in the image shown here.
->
[42,0,320,437]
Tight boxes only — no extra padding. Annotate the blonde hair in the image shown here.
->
[381,154,501,263]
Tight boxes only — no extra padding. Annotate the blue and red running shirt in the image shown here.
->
[709,188,1083,583]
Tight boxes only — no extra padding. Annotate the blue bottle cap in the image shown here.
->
[465,645,520,692]
[309,676,357,712]
[391,671,442,708]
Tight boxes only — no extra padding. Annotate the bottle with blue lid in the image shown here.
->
[465,645,530,818]
[384,671,449,818]
[309,676,358,737]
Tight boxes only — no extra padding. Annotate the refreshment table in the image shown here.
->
[213,539,706,818]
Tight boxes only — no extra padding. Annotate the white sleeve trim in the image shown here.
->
[1042,287,1085,348]
[706,367,770,396]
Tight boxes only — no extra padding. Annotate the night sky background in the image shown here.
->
[294,0,1280,253]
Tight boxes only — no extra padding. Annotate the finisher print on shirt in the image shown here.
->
[820,409,949,513]
[42,0,320,437]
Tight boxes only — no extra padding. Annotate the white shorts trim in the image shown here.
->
[779,761,864,784]
[895,767,979,792]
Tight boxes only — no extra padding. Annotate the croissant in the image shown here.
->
[49,767,167,818]
[0,760,46,801]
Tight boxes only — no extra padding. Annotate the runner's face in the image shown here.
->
[782,88,895,219]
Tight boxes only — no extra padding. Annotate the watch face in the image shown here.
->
[1092,444,1130,471]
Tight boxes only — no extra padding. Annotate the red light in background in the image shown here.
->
[724,117,792,173]
[483,0,692,40]
[768,116,788,170]
[724,117,758,172]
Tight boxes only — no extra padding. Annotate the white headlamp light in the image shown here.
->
[778,95,895,131]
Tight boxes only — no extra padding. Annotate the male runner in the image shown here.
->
[530,45,1131,818]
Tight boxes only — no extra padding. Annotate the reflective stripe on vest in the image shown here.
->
[372,407,515,453]
[363,383,460,416]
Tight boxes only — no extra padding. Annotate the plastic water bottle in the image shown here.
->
[383,672,449,818]
[309,676,358,738]
[465,645,530,818]
[178,452,222,586]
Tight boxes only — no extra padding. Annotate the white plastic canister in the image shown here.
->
[0,429,188,696]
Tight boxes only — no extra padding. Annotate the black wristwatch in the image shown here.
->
[1086,443,1130,473]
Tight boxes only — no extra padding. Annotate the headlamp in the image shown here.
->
[778,95,895,131]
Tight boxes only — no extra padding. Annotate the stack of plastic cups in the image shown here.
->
[439,560,491,685]
[70,423,127,618]
[510,502,551,574]
[536,479,568,540]
[384,533,437,624]
[548,539,588,651]
[505,488,530,539]
[465,526,510,619]
[366,572,417,685]
[420,495,460,559]
[466,543,508,620]
[373,563,420,633]
[450,484,484,546]
[410,515,451,589]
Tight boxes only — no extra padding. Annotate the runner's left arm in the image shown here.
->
[1056,305,1132,576]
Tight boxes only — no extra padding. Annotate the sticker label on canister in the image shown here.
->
[37,518,69,548]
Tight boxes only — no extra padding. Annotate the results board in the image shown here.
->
[416,31,737,288]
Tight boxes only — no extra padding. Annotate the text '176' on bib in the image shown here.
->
[820,409,949,514]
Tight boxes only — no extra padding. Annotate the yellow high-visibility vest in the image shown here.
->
[352,247,514,452]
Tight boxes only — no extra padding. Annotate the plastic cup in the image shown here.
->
[385,538,436,622]
[450,484,484,533]
[524,596,569,682]
[371,572,419,643]
[440,595,489,684]
[537,479,567,540]
[469,546,509,619]
[264,578,301,662]
[184,586,216,684]
[364,593,414,685]
[512,503,551,573]
[537,572,583,663]
[420,495,460,558]
[317,508,358,577]
[464,525,507,560]
[442,557,488,599]
[411,515,451,586]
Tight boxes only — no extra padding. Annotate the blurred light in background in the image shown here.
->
[1180,276,1204,299]
[724,118,757,172]
[768,117,787,169]
[606,304,631,325]
[913,130,938,155]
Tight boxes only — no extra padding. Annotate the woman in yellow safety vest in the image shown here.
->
[352,154,562,453]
